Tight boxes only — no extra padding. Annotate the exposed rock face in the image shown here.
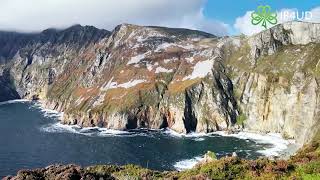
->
[247,21,320,66]
[223,22,320,144]
[0,68,20,101]
[0,21,320,144]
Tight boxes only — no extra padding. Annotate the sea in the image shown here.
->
[0,100,292,177]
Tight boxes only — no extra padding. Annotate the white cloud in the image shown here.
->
[0,0,228,36]
[234,7,320,36]
[308,7,320,23]
[234,11,262,36]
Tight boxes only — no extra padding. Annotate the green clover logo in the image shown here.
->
[251,5,277,29]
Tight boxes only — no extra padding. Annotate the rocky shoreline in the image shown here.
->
[38,98,300,159]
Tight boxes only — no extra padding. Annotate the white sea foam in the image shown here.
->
[163,129,208,138]
[165,129,294,157]
[31,102,64,119]
[163,129,208,142]
[173,156,203,171]
[97,128,131,136]
[0,99,64,119]
[166,128,294,157]
[163,128,184,137]
[40,122,142,137]
[212,131,294,157]
[193,137,206,141]
[41,123,82,134]
[0,99,30,106]
[172,131,294,171]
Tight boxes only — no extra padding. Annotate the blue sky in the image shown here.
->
[203,0,320,34]
[204,0,320,25]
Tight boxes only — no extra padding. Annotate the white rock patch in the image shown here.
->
[116,79,146,88]
[127,54,145,65]
[155,43,195,52]
[186,57,194,63]
[93,93,106,107]
[183,60,214,80]
[101,78,147,90]
[155,67,173,73]
[155,43,172,52]
[177,44,195,50]
[163,59,171,63]
[163,57,178,63]
[146,63,154,71]
[136,36,146,43]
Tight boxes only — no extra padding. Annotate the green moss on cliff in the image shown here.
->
[236,113,247,126]
[223,40,252,72]
[225,42,320,91]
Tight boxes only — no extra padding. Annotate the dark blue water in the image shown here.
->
[0,101,268,177]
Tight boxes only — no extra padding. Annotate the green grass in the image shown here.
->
[301,174,320,180]
[206,151,217,159]
[236,113,247,125]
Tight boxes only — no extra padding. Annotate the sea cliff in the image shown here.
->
[0,21,319,146]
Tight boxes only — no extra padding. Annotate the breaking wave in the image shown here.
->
[173,156,203,171]
[40,122,132,137]
[212,131,295,157]
[0,99,30,106]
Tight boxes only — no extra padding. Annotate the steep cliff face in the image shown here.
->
[43,24,238,133]
[0,68,20,101]
[0,21,320,144]
[223,22,320,144]
[0,23,238,134]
